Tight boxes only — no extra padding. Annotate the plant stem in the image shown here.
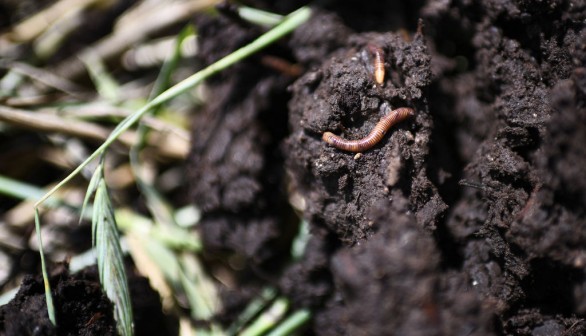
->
[34,6,311,208]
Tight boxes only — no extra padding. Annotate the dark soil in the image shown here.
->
[0,266,177,336]
[188,0,586,335]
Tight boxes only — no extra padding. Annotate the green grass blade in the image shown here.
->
[0,174,74,210]
[91,180,102,246]
[115,208,202,251]
[34,208,56,326]
[150,24,194,101]
[291,220,310,261]
[0,175,54,203]
[0,287,19,306]
[227,287,277,335]
[239,298,289,336]
[0,174,88,218]
[265,309,311,336]
[130,25,194,228]
[238,6,284,27]
[178,253,219,320]
[80,163,102,224]
[94,177,134,336]
[34,6,311,208]
[82,54,121,102]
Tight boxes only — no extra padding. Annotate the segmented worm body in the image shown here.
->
[367,44,385,85]
[322,107,415,152]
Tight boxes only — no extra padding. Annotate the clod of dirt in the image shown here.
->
[424,0,586,332]
[286,19,445,244]
[0,266,176,336]
[316,198,493,335]
[0,268,116,336]
[187,13,298,274]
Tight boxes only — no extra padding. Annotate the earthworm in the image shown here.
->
[367,44,385,85]
[322,107,415,152]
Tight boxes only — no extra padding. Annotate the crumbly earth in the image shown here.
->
[0,266,177,336]
[188,0,586,335]
[0,268,116,336]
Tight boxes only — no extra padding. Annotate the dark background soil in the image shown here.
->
[188,0,586,335]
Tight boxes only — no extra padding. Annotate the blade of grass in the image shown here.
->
[129,25,194,228]
[265,309,311,336]
[0,174,61,208]
[0,60,84,96]
[93,167,134,336]
[0,287,19,306]
[150,25,194,100]
[291,220,310,261]
[115,208,201,252]
[227,287,277,335]
[80,163,102,223]
[178,253,219,320]
[123,221,216,320]
[237,6,284,28]
[34,6,311,208]
[174,205,201,228]
[82,53,121,102]
[34,209,56,326]
[239,298,289,336]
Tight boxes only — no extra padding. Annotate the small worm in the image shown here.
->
[322,107,415,152]
[367,44,385,85]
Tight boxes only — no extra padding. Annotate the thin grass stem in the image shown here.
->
[265,309,311,336]
[34,209,56,326]
[34,6,311,208]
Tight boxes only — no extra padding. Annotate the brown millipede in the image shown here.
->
[367,44,385,85]
[322,107,415,152]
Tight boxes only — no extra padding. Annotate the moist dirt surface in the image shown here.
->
[0,266,177,336]
[188,1,586,335]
